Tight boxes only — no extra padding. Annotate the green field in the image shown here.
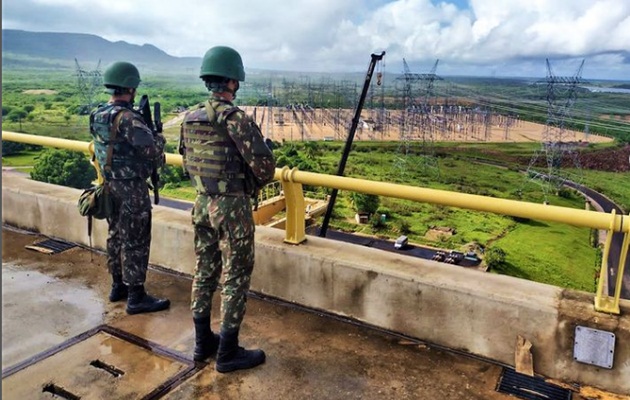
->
[3,66,629,293]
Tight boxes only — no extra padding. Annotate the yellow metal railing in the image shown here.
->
[3,131,629,314]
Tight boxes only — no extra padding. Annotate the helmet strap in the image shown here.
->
[225,80,239,99]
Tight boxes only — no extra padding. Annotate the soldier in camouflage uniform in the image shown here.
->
[90,61,170,315]
[179,46,275,372]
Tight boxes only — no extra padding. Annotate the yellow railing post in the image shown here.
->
[595,210,618,313]
[611,226,630,312]
[280,166,306,245]
[87,141,104,184]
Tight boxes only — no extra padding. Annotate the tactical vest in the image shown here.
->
[90,104,150,180]
[182,100,247,195]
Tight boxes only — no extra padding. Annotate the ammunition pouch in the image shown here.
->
[78,184,113,220]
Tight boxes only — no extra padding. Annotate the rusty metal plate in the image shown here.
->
[2,325,198,400]
[573,325,615,369]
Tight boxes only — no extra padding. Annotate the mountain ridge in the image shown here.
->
[2,29,200,71]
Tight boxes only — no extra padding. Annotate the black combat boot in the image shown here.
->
[216,328,265,373]
[193,316,220,362]
[109,274,128,302]
[126,285,170,315]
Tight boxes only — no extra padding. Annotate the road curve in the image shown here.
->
[566,181,629,299]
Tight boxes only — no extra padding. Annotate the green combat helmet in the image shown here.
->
[103,61,141,89]
[200,46,245,81]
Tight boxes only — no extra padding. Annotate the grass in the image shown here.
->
[291,142,609,292]
[160,185,197,201]
[580,169,630,213]
[492,221,598,292]
[1,151,41,173]
[4,133,623,293]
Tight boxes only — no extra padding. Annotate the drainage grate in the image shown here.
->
[25,239,77,255]
[2,325,200,400]
[497,368,572,400]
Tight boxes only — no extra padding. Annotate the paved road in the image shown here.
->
[307,226,482,268]
[566,181,630,298]
[158,195,481,269]
[156,196,193,211]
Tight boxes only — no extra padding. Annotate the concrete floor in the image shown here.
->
[1,227,610,400]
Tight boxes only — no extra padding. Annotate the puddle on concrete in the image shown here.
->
[2,262,106,369]
[98,335,177,373]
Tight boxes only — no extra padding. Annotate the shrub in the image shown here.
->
[398,219,411,235]
[2,141,26,156]
[370,213,384,230]
[30,149,96,189]
[7,108,27,122]
[160,165,187,187]
[485,247,507,269]
[351,192,380,214]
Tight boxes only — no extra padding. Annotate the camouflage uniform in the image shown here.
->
[180,95,275,331]
[90,101,165,286]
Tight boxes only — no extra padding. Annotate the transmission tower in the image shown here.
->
[265,78,274,139]
[393,58,441,178]
[526,59,586,199]
[75,58,103,113]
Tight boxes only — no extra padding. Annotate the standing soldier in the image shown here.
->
[179,46,275,373]
[90,61,170,315]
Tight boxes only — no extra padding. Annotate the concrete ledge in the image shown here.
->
[2,171,629,394]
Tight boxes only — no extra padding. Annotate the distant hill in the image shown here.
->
[1,29,199,71]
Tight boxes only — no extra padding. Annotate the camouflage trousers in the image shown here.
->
[106,178,152,286]
[191,194,255,331]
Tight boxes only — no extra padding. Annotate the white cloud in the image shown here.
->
[2,0,629,78]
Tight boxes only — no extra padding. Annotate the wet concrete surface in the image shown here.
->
[4,330,191,400]
[1,226,599,400]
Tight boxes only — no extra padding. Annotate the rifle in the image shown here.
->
[137,94,162,205]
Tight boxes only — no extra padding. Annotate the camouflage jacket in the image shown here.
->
[180,95,275,196]
[90,101,165,180]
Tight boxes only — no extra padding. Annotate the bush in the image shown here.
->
[7,108,27,122]
[351,192,380,214]
[398,219,411,235]
[2,141,26,156]
[485,247,507,269]
[557,188,574,199]
[30,149,96,189]
[160,165,187,187]
[370,213,384,230]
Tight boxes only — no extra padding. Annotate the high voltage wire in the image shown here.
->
[429,82,629,134]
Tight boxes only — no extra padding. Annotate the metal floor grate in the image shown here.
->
[25,239,77,255]
[497,368,572,400]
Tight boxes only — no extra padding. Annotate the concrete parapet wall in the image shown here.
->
[2,172,628,394]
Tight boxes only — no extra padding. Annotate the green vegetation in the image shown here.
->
[270,140,623,293]
[2,64,628,294]
[1,147,43,174]
[30,149,96,189]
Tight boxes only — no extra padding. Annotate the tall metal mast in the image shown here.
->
[319,51,386,238]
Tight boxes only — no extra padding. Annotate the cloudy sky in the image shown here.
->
[3,0,629,79]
